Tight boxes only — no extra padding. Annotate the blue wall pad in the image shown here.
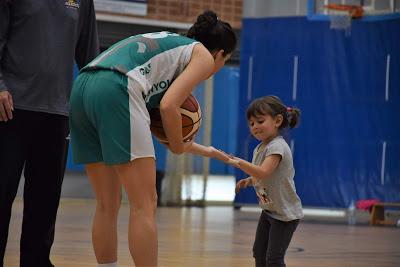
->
[235,17,400,208]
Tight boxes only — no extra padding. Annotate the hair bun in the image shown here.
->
[186,10,236,56]
[197,10,218,26]
[191,10,218,36]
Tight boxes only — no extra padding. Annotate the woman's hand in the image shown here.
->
[227,156,240,168]
[183,138,195,152]
[161,138,194,153]
[208,146,231,162]
[208,147,241,167]
[235,177,253,194]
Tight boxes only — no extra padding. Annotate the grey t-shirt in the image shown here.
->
[0,0,99,116]
[252,136,303,221]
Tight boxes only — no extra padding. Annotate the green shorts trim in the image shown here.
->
[69,70,155,165]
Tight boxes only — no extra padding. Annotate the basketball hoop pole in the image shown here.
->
[200,76,214,206]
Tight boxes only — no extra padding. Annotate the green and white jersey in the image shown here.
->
[82,31,199,109]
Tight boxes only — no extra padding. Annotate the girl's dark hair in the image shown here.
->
[246,96,301,129]
[187,10,237,56]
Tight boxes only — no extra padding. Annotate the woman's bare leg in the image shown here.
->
[86,162,122,264]
[113,158,158,267]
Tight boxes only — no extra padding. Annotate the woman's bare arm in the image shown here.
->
[160,44,214,154]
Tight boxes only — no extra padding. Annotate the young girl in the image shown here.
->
[69,11,236,267]
[231,96,303,267]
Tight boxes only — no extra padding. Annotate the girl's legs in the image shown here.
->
[265,214,299,267]
[86,162,122,264]
[113,157,158,267]
[253,211,271,267]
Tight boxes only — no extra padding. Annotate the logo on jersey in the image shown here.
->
[134,37,160,54]
[139,63,151,75]
[65,0,80,9]
[143,79,172,103]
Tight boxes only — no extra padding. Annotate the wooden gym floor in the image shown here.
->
[4,199,400,267]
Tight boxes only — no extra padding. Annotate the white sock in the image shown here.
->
[98,262,118,267]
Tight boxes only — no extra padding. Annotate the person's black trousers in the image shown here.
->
[0,109,69,267]
[253,210,299,267]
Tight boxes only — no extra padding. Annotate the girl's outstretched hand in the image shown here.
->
[235,177,253,194]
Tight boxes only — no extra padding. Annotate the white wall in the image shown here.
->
[243,0,400,18]
[243,0,309,18]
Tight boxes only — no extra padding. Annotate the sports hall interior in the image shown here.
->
[5,0,400,266]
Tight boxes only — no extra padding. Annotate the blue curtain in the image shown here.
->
[235,17,400,208]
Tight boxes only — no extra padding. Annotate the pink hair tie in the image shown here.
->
[287,107,292,112]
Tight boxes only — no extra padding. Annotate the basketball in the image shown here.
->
[149,94,202,143]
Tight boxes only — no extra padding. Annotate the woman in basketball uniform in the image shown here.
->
[69,10,237,267]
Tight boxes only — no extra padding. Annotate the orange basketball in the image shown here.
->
[149,94,202,143]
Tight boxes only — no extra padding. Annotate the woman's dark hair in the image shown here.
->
[246,96,301,129]
[186,10,237,56]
